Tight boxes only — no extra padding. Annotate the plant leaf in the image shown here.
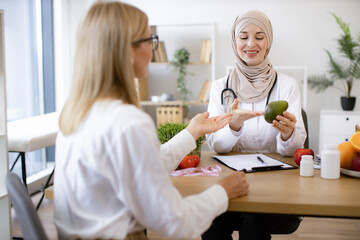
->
[308,74,334,93]
[325,50,347,79]
[331,13,357,60]
[157,122,204,150]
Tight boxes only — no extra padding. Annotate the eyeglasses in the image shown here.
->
[133,34,159,51]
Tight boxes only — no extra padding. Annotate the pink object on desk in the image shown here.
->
[170,165,222,177]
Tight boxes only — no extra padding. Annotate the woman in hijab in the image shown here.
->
[206,10,306,156]
[202,10,303,240]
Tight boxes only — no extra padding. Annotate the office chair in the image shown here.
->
[6,172,48,240]
[301,109,309,149]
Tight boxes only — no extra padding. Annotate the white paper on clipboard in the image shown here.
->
[212,154,295,172]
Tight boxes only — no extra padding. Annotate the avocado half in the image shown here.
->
[264,100,289,124]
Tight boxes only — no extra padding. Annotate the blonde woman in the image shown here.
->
[54,1,249,240]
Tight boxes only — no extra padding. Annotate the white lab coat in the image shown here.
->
[54,100,228,240]
[206,72,306,156]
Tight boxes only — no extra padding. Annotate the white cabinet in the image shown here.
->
[0,9,11,239]
[319,110,360,153]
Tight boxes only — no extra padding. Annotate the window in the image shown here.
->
[1,0,55,178]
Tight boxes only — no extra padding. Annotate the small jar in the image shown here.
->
[300,155,314,177]
[321,144,340,179]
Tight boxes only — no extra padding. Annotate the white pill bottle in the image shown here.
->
[321,144,340,179]
[300,155,314,177]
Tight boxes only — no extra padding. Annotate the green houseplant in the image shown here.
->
[168,48,192,106]
[157,122,204,157]
[308,13,360,110]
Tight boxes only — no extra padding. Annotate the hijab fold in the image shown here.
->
[225,10,276,111]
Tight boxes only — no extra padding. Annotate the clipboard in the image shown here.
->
[212,154,296,173]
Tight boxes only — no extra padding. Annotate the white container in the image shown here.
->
[300,155,314,177]
[321,144,340,179]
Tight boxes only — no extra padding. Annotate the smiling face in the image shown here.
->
[132,27,153,79]
[236,24,268,66]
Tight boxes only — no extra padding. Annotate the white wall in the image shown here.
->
[55,0,360,153]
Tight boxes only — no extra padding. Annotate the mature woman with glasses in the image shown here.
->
[54,1,249,240]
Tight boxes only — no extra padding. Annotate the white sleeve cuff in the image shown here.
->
[200,184,229,215]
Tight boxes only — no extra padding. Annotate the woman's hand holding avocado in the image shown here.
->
[272,111,296,141]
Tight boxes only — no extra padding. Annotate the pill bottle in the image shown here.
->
[300,155,314,177]
[321,144,340,179]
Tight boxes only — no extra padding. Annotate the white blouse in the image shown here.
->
[206,72,307,156]
[54,100,228,240]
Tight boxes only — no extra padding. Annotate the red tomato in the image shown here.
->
[179,156,196,169]
[192,155,200,167]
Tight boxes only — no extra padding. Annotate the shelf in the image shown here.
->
[140,100,208,106]
[141,100,182,106]
[145,23,214,125]
[150,62,211,65]
[188,101,209,106]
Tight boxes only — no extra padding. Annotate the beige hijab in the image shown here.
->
[225,10,276,111]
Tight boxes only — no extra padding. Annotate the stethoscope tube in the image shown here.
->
[221,73,278,108]
[220,75,237,105]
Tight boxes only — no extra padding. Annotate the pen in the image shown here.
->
[257,156,266,165]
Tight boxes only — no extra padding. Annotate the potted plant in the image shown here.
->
[157,122,204,158]
[168,48,192,111]
[308,13,360,111]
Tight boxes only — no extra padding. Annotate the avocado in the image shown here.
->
[264,100,289,124]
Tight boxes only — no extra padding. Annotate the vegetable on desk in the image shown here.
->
[157,122,204,169]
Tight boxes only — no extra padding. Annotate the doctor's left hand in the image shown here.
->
[272,111,296,141]
[229,99,263,131]
[186,112,233,140]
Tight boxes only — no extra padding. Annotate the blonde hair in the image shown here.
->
[59,1,148,135]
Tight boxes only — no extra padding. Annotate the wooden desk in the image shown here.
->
[172,152,360,218]
[45,151,360,218]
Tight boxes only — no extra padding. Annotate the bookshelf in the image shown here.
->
[0,9,11,239]
[141,23,216,125]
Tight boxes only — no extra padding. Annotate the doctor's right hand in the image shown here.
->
[229,99,263,131]
[218,171,249,199]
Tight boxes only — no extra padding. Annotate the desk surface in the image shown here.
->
[46,151,360,218]
[172,152,360,218]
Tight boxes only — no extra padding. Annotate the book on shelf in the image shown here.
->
[150,25,157,35]
[202,80,212,102]
[200,39,212,63]
[200,40,206,63]
[159,41,168,62]
[153,41,168,63]
[197,80,212,103]
[135,77,149,101]
[197,80,208,102]
[150,25,158,62]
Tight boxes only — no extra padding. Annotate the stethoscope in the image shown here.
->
[221,73,278,110]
